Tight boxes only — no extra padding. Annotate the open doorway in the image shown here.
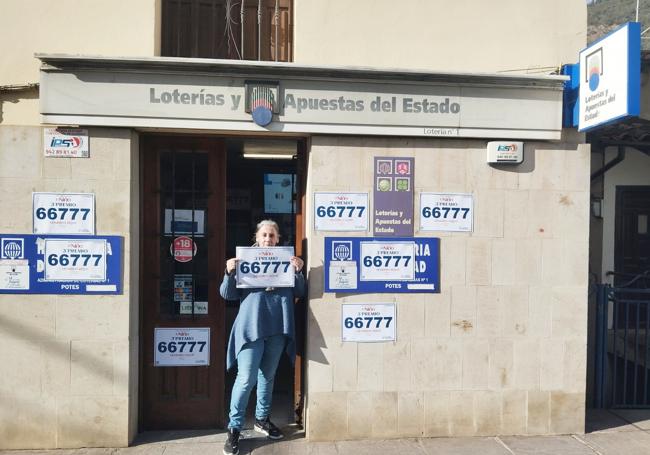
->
[223,137,307,427]
[139,134,306,431]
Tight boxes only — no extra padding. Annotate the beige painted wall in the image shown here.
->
[0,126,139,449]
[0,0,160,87]
[304,133,590,439]
[294,0,586,74]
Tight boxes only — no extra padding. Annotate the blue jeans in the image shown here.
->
[228,334,286,430]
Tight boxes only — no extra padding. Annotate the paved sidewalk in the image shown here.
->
[4,410,650,454]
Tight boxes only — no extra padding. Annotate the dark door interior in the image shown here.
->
[615,186,650,287]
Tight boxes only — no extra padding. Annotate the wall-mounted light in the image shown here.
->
[242,139,297,160]
[591,198,603,218]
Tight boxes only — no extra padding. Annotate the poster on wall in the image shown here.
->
[419,193,473,232]
[341,303,396,342]
[43,127,89,158]
[33,193,95,235]
[325,236,439,293]
[154,327,210,366]
[373,157,414,236]
[0,234,122,294]
[235,246,295,288]
[314,192,369,231]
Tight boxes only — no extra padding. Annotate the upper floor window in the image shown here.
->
[161,0,293,61]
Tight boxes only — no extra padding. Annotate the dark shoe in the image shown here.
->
[254,416,284,439]
[223,428,240,455]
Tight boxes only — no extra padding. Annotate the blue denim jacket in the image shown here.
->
[220,272,306,370]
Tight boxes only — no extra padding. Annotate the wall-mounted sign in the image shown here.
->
[373,157,414,237]
[33,192,95,235]
[486,141,523,164]
[164,209,205,236]
[314,192,369,231]
[235,246,295,288]
[578,22,640,131]
[325,237,439,293]
[341,303,396,342]
[40,57,565,139]
[171,236,197,263]
[154,327,210,366]
[43,127,89,158]
[419,193,473,232]
[0,234,122,294]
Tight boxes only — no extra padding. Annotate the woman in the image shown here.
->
[220,219,305,455]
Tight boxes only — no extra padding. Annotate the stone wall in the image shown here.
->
[0,126,138,449]
[304,134,590,439]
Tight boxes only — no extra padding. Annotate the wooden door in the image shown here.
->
[615,186,650,287]
[140,136,226,429]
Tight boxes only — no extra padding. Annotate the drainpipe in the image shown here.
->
[591,145,626,181]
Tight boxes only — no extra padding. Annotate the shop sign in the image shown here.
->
[374,157,414,236]
[342,303,396,343]
[0,234,122,294]
[154,327,210,366]
[314,192,369,231]
[171,236,197,263]
[235,246,295,288]
[43,127,89,158]
[33,193,95,235]
[419,193,473,232]
[325,237,439,293]
[578,22,640,131]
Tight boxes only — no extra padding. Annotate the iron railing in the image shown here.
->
[594,274,650,408]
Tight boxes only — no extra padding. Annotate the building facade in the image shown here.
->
[0,0,589,448]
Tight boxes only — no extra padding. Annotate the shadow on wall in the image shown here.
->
[0,311,126,448]
[0,87,39,124]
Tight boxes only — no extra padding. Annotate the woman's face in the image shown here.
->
[256,225,279,247]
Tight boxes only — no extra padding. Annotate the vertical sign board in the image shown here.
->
[325,237,439,293]
[33,193,95,235]
[373,157,414,236]
[578,22,641,132]
[0,234,122,294]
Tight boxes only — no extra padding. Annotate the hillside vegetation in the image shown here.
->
[589,0,650,47]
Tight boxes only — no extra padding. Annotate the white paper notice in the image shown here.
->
[0,260,29,290]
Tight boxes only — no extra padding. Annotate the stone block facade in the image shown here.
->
[304,135,589,440]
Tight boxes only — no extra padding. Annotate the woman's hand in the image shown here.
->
[225,257,239,274]
[290,256,304,273]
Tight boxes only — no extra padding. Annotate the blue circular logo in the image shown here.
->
[3,241,22,259]
[252,106,273,127]
[589,72,600,92]
[334,244,351,261]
